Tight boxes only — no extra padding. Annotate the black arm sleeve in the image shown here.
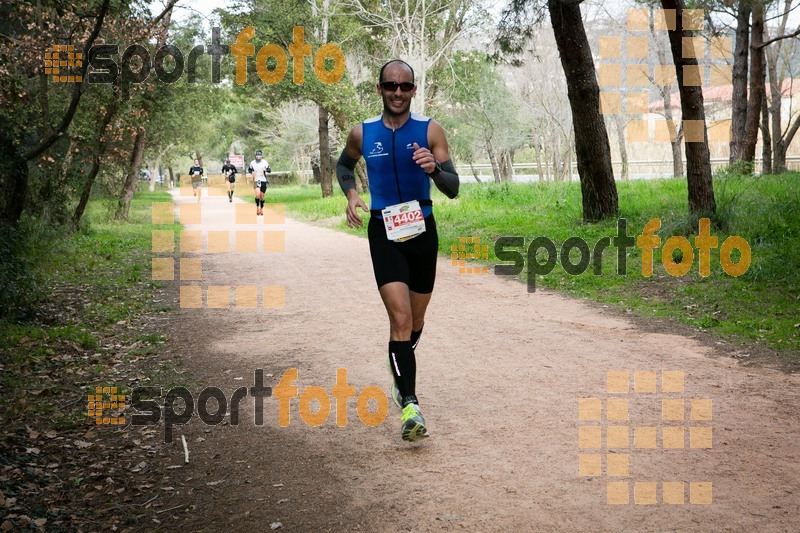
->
[336,148,359,194]
[431,160,459,199]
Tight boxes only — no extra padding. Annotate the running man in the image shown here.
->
[336,59,460,441]
[247,150,271,216]
[222,157,237,203]
[189,158,204,202]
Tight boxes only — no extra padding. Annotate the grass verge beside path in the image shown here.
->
[267,173,800,363]
[0,185,186,530]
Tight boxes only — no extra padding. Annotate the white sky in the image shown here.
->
[149,0,799,35]
[149,0,235,26]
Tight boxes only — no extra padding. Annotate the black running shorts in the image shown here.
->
[256,181,268,193]
[367,214,438,294]
[228,176,236,183]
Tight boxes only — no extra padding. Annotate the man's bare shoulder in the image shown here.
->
[346,123,364,156]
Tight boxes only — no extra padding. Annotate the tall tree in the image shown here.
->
[741,0,765,163]
[72,82,122,226]
[729,0,751,163]
[762,0,800,172]
[0,0,112,226]
[650,8,684,178]
[498,0,618,220]
[115,6,175,219]
[548,0,618,221]
[660,0,715,215]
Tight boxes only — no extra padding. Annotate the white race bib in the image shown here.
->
[382,200,425,242]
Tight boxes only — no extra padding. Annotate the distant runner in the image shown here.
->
[222,157,237,203]
[189,158,204,203]
[248,150,271,216]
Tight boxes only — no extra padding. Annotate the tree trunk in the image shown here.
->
[311,161,321,183]
[742,2,765,163]
[116,127,147,220]
[487,143,501,183]
[760,45,772,176]
[766,0,792,173]
[533,140,545,182]
[767,43,785,173]
[552,142,560,181]
[48,135,77,224]
[0,129,28,226]
[780,117,800,170]
[562,137,572,181]
[148,157,160,192]
[318,107,332,197]
[548,0,618,221]
[761,92,772,174]
[613,115,629,181]
[168,166,175,188]
[651,10,684,178]
[355,158,368,193]
[73,85,122,226]
[499,149,513,182]
[468,162,482,183]
[73,156,103,227]
[661,0,716,215]
[730,1,751,163]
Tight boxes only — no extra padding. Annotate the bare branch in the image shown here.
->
[152,0,180,26]
[757,26,800,49]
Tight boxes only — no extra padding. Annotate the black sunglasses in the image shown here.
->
[380,81,415,92]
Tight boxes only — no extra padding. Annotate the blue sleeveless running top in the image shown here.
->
[362,113,432,218]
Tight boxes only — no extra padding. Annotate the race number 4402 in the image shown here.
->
[382,200,425,242]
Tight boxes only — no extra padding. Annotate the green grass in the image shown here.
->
[267,173,800,360]
[0,184,180,422]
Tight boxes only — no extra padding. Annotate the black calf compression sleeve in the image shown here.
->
[411,327,423,351]
[388,340,416,404]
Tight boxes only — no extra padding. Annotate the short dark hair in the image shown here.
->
[379,60,414,84]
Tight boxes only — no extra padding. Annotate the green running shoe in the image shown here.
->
[401,403,429,442]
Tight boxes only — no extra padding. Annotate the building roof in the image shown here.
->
[648,79,800,112]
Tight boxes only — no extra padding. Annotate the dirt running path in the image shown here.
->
[157,189,799,532]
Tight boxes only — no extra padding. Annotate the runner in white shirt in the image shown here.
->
[248,150,271,216]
